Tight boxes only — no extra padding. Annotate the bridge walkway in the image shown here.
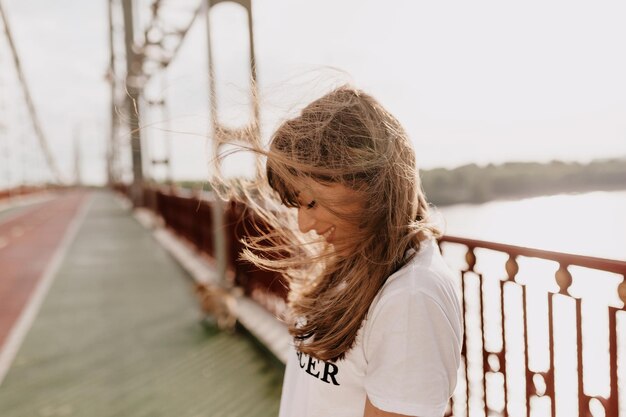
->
[0,191,282,417]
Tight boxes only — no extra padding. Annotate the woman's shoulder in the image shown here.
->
[383,239,455,294]
[367,238,460,320]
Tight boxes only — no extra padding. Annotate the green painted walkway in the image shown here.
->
[0,192,282,417]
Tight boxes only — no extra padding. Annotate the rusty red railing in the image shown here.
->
[140,186,289,315]
[121,185,626,417]
[0,185,56,200]
[439,235,626,417]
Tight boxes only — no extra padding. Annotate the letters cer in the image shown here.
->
[296,351,340,386]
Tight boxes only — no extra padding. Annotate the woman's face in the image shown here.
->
[295,179,363,253]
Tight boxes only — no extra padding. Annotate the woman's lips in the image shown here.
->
[321,226,336,242]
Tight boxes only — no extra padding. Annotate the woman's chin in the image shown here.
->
[331,240,354,257]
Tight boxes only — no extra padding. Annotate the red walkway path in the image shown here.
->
[0,191,87,349]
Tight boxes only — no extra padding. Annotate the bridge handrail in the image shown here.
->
[439,235,626,276]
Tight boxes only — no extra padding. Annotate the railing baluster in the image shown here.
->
[607,302,622,416]
[547,293,556,417]
[522,285,531,417]
[575,298,588,417]
[609,277,626,417]
[500,255,519,417]
[500,279,509,417]
[462,272,470,417]
[478,271,488,417]
[462,247,474,417]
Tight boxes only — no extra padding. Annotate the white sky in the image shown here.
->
[1,0,626,185]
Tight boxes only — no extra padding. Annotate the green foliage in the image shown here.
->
[421,158,626,206]
[175,180,213,192]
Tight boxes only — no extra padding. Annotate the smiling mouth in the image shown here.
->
[320,227,336,242]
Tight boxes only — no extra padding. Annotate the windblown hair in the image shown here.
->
[225,86,440,362]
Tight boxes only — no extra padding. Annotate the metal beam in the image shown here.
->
[107,0,118,185]
[121,0,144,206]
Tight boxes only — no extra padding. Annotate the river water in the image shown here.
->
[438,190,626,261]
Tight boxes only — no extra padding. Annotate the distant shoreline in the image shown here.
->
[421,158,626,207]
[433,184,626,208]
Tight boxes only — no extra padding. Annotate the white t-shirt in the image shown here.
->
[278,238,463,417]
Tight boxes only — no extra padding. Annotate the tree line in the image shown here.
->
[421,158,626,206]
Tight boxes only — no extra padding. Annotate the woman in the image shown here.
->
[239,86,463,417]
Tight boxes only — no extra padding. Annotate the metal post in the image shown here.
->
[204,0,227,283]
[106,0,117,186]
[121,0,144,206]
[245,0,263,178]
[204,0,261,283]
[161,74,172,185]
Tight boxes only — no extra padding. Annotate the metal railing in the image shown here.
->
[0,186,54,201]
[439,235,626,417]
[142,187,289,317]
[123,185,626,417]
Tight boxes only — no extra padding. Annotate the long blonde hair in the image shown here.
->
[223,85,439,362]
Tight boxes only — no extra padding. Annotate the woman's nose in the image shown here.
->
[297,208,315,234]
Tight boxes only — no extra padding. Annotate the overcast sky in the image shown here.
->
[2,0,626,185]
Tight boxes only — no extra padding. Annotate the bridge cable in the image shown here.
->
[0,1,63,183]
